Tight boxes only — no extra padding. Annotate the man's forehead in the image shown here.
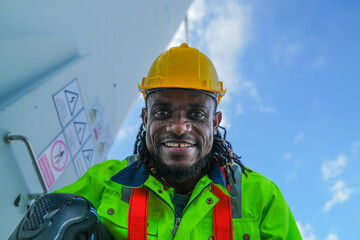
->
[146,88,218,100]
[146,88,217,108]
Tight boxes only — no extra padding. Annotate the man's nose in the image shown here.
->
[166,115,191,135]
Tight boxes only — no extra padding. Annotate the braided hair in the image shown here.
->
[133,123,251,189]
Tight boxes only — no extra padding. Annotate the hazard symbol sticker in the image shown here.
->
[64,90,79,116]
[88,95,113,161]
[64,109,91,157]
[88,96,105,124]
[74,121,87,145]
[73,138,98,178]
[37,133,70,190]
[51,139,69,171]
[82,149,94,168]
[53,79,84,127]
[38,154,55,189]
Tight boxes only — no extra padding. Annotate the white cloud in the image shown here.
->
[297,222,317,240]
[283,152,292,159]
[241,80,261,102]
[203,1,252,94]
[294,132,304,143]
[259,105,275,113]
[238,80,274,113]
[274,43,300,65]
[351,140,360,155]
[236,103,243,115]
[285,172,297,182]
[321,154,347,181]
[187,0,206,31]
[218,108,231,129]
[326,234,338,240]
[176,0,273,114]
[321,143,357,213]
[297,222,339,240]
[313,56,326,69]
[193,0,275,114]
[116,121,141,141]
[323,180,353,212]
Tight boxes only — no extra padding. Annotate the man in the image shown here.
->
[57,43,302,239]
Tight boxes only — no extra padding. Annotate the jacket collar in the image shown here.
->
[110,158,227,189]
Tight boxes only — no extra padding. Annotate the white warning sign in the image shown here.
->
[64,109,91,157]
[53,79,84,127]
[37,133,70,190]
[82,149,94,168]
[73,138,97,178]
[74,121,87,145]
[65,90,79,116]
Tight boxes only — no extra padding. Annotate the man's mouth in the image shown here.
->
[164,142,194,148]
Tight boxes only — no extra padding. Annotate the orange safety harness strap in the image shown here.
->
[127,181,233,239]
[128,187,149,240]
[212,184,233,240]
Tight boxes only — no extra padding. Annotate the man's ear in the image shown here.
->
[213,111,222,132]
[141,107,148,129]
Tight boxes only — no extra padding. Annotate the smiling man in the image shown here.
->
[55,43,302,239]
[141,88,221,195]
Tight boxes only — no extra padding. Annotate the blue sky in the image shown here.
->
[108,0,360,239]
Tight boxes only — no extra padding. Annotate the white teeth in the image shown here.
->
[180,143,191,147]
[165,142,192,148]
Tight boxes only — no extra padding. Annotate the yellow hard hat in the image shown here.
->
[138,43,226,104]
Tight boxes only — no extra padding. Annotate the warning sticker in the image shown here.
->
[65,90,79,116]
[37,133,70,190]
[53,79,84,127]
[88,96,105,124]
[82,149,94,168]
[50,139,69,171]
[88,96,113,160]
[64,109,91,157]
[73,138,97,178]
[38,154,55,189]
[74,121,87,145]
[96,124,112,157]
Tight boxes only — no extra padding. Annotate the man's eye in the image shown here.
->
[154,110,169,117]
[190,111,205,118]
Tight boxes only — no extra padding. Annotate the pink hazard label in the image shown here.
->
[50,140,68,171]
[38,154,55,189]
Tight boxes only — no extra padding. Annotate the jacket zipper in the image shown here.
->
[171,217,181,235]
[144,187,179,238]
[171,183,213,236]
[145,182,213,237]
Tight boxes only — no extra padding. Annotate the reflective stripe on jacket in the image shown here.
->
[56,155,302,239]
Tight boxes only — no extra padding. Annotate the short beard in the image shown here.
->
[148,152,213,181]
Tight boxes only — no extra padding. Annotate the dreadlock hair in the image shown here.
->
[212,125,252,185]
[133,123,251,189]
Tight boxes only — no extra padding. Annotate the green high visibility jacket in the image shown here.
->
[56,155,302,239]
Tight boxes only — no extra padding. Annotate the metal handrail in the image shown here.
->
[5,133,48,194]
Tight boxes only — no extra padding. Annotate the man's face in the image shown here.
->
[141,89,222,179]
